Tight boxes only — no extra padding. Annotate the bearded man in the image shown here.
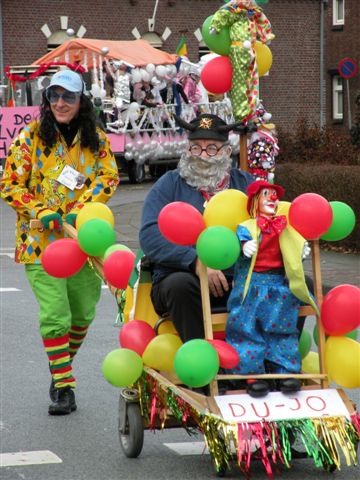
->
[139,113,254,342]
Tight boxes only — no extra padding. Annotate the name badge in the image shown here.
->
[57,165,85,190]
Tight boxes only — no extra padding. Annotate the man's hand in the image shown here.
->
[302,241,311,260]
[65,213,77,227]
[195,259,229,297]
[37,209,63,230]
[243,239,257,258]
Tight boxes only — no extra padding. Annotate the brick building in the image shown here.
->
[1,0,359,133]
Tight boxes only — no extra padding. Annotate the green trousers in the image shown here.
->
[25,263,102,339]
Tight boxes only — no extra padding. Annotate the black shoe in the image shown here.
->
[49,379,56,402]
[278,378,301,394]
[48,387,77,415]
[246,380,270,398]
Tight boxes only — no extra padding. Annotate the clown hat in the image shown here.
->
[246,180,285,214]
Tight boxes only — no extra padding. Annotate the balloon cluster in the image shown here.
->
[158,190,249,270]
[319,284,360,389]
[42,203,135,291]
[129,63,179,85]
[102,318,240,388]
[123,131,188,164]
[200,11,273,96]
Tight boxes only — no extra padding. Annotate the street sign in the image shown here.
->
[338,57,358,79]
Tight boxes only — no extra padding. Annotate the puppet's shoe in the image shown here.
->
[246,379,270,398]
[48,387,77,415]
[278,378,301,394]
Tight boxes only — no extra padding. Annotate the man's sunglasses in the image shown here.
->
[46,88,81,105]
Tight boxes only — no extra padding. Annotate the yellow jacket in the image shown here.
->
[0,121,119,263]
[240,218,318,314]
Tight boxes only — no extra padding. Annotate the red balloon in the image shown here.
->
[200,56,233,94]
[103,250,136,289]
[42,238,88,278]
[207,339,239,369]
[321,284,360,336]
[158,202,205,246]
[289,193,333,240]
[119,320,156,356]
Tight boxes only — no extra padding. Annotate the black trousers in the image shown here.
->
[150,272,318,343]
[151,272,231,342]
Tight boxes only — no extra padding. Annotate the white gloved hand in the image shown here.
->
[302,241,311,260]
[209,27,217,35]
[243,239,257,258]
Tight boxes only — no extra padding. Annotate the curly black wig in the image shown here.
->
[38,92,100,152]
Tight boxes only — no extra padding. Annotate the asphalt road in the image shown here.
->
[1,176,359,480]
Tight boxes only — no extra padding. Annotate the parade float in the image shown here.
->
[2,38,239,183]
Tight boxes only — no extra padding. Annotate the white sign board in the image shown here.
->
[215,389,350,424]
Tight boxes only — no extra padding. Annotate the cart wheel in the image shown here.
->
[118,390,144,458]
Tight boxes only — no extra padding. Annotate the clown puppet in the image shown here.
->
[209,0,274,123]
[225,180,316,397]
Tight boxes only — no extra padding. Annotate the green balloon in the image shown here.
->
[174,339,219,388]
[321,201,356,241]
[78,218,116,257]
[313,324,358,346]
[201,15,231,56]
[196,226,240,270]
[299,329,312,359]
[102,348,143,388]
[103,243,131,260]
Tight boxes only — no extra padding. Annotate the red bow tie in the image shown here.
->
[257,215,287,235]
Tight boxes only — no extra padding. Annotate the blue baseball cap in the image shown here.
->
[48,70,83,93]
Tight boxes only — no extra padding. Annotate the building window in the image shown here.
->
[332,75,343,121]
[141,32,163,49]
[47,30,76,52]
[333,0,345,26]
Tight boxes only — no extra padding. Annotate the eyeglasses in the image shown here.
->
[46,89,81,105]
[188,143,226,157]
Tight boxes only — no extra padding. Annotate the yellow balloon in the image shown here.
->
[203,189,250,232]
[325,336,360,389]
[277,201,291,220]
[142,334,182,372]
[301,351,320,374]
[76,202,115,230]
[254,41,273,77]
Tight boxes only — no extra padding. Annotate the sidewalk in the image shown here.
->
[112,201,360,291]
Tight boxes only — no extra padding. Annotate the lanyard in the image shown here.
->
[58,131,82,170]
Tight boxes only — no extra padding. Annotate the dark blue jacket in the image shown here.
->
[139,169,254,284]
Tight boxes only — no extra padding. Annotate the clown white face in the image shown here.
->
[258,187,279,218]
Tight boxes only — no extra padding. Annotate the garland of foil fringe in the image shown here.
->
[137,373,359,477]
[5,62,85,82]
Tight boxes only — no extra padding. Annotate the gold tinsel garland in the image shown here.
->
[137,373,359,477]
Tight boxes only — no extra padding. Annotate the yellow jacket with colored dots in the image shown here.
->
[0,120,119,264]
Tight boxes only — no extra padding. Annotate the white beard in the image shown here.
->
[178,151,233,192]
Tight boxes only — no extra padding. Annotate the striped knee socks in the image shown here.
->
[69,325,89,360]
[43,334,76,389]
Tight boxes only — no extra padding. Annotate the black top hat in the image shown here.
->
[174,113,256,142]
